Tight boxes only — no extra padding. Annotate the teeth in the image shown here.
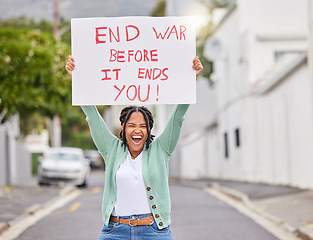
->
[132,136,142,139]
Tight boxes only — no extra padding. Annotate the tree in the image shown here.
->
[0,27,71,122]
[197,25,214,83]
[0,18,71,132]
[195,0,232,85]
[151,0,166,17]
[0,17,100,149]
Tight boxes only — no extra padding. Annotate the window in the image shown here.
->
[224,132,229,159]
[274,51,303,61]
[235,128,240,147]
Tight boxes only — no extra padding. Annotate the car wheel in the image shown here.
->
[38,181,49,186]
[78,178,88,188]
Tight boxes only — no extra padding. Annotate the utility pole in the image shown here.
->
[53,0,60,39]
[308,0,313,156]
[51,0,61,147]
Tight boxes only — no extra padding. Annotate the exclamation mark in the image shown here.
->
[156,84,159,101]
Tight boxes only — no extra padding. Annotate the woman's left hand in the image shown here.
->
[193,56,204,80]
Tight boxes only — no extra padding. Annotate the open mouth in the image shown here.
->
[132,135,142,144]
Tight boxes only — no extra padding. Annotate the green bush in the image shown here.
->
[32,152,43,175]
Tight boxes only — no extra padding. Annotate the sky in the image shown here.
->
[0,0,160,22]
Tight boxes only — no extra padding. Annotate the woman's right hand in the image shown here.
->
[65,55,75,76]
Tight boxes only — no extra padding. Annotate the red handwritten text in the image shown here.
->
[152,25,186,40]
[109,49,158,62]
[95,25,140,44]
[138,68,168,81]
[101,69,121,80]
[114,84,152,102]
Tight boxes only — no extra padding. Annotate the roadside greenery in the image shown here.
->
[0,17,71,123]
[196,0,232,84]
[0,17,96,149]
[1,31,58,120]
[151,0,166,17]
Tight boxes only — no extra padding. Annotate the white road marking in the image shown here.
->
[1,189,81,240]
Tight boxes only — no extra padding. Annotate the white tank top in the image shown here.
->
[112,151,151,216]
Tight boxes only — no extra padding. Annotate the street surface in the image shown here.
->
[170,185,278,240]
[16,171,279,240]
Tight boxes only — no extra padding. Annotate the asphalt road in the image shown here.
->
[170,185,279,240]
[15,171,279,240]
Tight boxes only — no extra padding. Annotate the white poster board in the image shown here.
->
[71,16,196,105]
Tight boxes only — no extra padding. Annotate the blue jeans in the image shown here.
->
[97,213,173,240]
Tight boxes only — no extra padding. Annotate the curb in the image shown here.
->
[210,182,313,240]
[0,185,77,238]
[0,223,9,235]
[298,228,313,240]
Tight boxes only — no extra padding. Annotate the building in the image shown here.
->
[174,0,313,189]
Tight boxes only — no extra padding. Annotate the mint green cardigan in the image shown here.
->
[81,104,189,229]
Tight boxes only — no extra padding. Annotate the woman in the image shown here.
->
[66,56,203,240]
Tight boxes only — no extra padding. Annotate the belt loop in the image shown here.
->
[116,216,119,226]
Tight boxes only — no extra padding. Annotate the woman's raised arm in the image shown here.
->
[65,56,118,158]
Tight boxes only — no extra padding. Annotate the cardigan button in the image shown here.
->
[147,187,151,191]
[159,222,163,226]
[155,214,160,218]
[152,205,156,209]
[149,196,154,200]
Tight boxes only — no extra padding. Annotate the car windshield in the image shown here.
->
[46,153,80,161]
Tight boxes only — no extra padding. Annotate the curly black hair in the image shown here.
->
[119,106,155,149]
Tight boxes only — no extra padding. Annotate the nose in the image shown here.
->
[134,128,141,133]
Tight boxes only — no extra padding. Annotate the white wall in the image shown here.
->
[0,125,8,187]
[238,0,308,33]
[202,0,313,189]
[178,78,217,179]
[180,133,207,179]
[165,0,313,189]
[238,0,308,82]
[284,64,313,187]
[183,78,216,136]
[0,118,32,188]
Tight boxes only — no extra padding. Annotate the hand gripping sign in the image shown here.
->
[71,16,196,105]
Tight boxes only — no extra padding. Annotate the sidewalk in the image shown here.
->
[173,178,313,240]
[0,177,72,236]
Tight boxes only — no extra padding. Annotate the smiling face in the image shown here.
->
[124,112,148,159]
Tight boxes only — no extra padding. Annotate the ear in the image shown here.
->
[119,125,124,140]
[121,124,125,135]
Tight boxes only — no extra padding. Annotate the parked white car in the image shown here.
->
[38,147,91,187]
[84,149,104,169]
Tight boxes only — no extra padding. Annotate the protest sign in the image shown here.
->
[71,16,196,105]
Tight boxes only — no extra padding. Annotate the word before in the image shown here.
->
[109,49,158,62]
